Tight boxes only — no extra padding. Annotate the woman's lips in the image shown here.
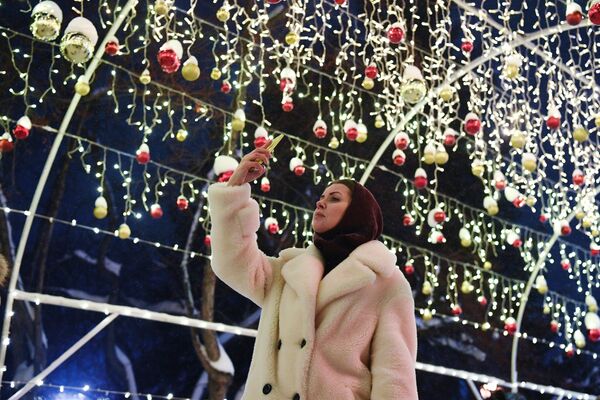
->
[315,212,325,218]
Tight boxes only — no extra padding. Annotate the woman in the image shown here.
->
[207,144,418,399]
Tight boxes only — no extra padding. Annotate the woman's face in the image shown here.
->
[312,183,352,233]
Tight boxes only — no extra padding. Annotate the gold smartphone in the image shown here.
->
[257,134,284,165]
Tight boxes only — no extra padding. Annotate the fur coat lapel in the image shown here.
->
[280,241,397,313]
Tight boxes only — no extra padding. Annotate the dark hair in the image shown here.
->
[328,179,356,194]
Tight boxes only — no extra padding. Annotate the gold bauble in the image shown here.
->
[461,281,474,294]
[582,218,593,229]
[435,152,449,165]
[439,86,454,102]
[523,159,537,172]
[510,133,526,149]
[591,229,599,237]
[140,69,151,85]
[460,238,472,248]
[504,64,519,79]
[422,309,433,321]
[118,223,131,239]
[422,281,433,296]
[154,0,169,16]
[182,63,200,81]
[75,80,90,96]
[543,305,551,314]
[216,7,230,22]
[575,210,586,220]
[210,68,222,80]
[361,78,374,90]
[526,196,537,207]
[176,129,188,142]
[472,164,485,177]
[285,31,299,46]
[93,206,107,219]
[374,115,385,129]
[594,115,600,128]
[573,126,589,142]
[231,118,245,132]
[356,132,368,143]
[328,137,340,149]
[423,153,435,165]
[486,205,499,216]
[483,261,492,270]
[481,322,491,331]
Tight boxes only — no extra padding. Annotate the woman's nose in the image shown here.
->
[316,199,325,209]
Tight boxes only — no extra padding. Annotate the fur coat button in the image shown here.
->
[277,339,282,350]
[300,339,306,348]
[293,394,300,400]
[262,384,272,395]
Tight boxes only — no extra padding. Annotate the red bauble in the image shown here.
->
[414,176,428,189]
[13,126,29,140]
[451,305,463,316]
[546,116,560,130]
[589,3,600,25]
[365,65,378,79]
[395,137,409,150]
[561,225,572,236]
[176,196,189,211]
[464,119,481,135]
[566,11,583,25]
[565,346,575,358]
[279,78,293,92]
[314,127,327,139]
[204,235,211,247]
[282,101,294,112]
[293,166,305,176]
[221,81,232,94]
[254,136,267,148]
[589,328,600,342]
[334,0,346,5]
[266,0,281,3]
[512,239,523,248]
[592,247,600,257]
[157,49,180,74]
[539,214,548,224]
[345,127,358,141]
[573,174,585,186]
[261,182,271,192]
[504,321,517,335]
[150,204,163,219]
[402,215,414,226]
[443,134,456,147]
[495,180,506,191]
[461,41,473,53]
[561,260,571,270]
[550,320,560,333]
[393,155,406,166]
[267,223,279,234]
[136,151,150,165]
[218,170,234,183]
[478,296,488,307]
[387,26,404,44]
[404,264,414,275]
[0,138,14,153]
[105,41,119,56]
[433,211,446,223]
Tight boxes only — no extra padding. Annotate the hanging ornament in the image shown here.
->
[264,217,279,235]
[157,39,183,73]
[478,295,488,306]
[216,6,230,22]
[484,196,499,215]
[504,186,525,208]
[254,126,268,148]
[503,53,522,80]
[13,116,32,140]
[463,112,481,135]
[150,203,163,219]
[260,177,271,192]
[586,295,599,313]
[526,196,537,207]
[459,228,472,247]
[403,264,414,275]
[572,168,585,186]
[279,67,297,93]
[509,129,526,149]
[118,223,131,239]
[550,320,560,333]
[285,31,299,46]
[60,17,98,64]
[210,68,222,80]
[451,304,463,316]
[583,217,593,229]
[402,214,414,226]
[594,113,600,127]
[584,312,600,341]
[422,281,433,295]
[328,137,340,149]
[423,142,436,165]
[471,160,485,177]
[154,0,171,15]
[483,261,492,271]
[543,305,551,314]
[539,214,549,223]
[221,80,232,94]
[204,235,212,247]
[361,77,375,90]
[429,230,446,244]
[413,168,428,189]
[438,84,455,102]
[591,243,600,256]
[504,317,517,334]
[313,119,327,139]
[481,322,491,331]
[394,132,410,150]
[566,2,584,25]
[214,155,239,182]
[435,145,448,165]
[93,196,108,219]
[266,0,282,4]
[400,65,427,104]
[281,95,294,112]
[460,280,474,294]
[356,123,368,143]
[0,133,14,153]
[374,115,385,129]
[176,129,188,142]
[460,38,473,53]
[231,108,246,132]
[560,259,571,271]
[421,309,433,321]
[104,36,119,56]
[30,1,63,42]
[574,330,586,348]
[535,275,548,294]
[427,208,446,228]
[573,125,589,142]
[443,128,458,147]
[364,64,378,79]
[386,22,404,44]
[344,119,359,141]
[289,157,305,176]
[493,171,507,191]
[176,195,189,211]
[506,231,522,248]
[74,75,90,96]
[135,143,150,165]
[140,69,152,85]
[588,0,600,24]
[546,105,561,129]
[182,56,201,81]
[521,152,537,173]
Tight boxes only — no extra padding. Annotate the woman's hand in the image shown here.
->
[226,141,272,186]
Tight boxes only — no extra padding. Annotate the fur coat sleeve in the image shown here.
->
[370,286,418,399]
[207,182,276,307]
